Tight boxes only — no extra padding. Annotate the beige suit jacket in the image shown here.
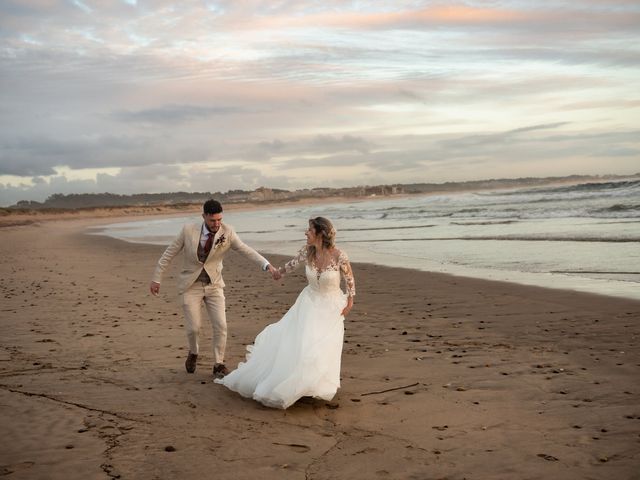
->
[151,222,268,294]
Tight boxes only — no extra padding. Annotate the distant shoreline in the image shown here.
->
[2,173,638,229]
[0,194,379,228]
[4,173,638,223]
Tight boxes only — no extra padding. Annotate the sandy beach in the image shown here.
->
[1,216,639,480]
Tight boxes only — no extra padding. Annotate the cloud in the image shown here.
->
[274,125,640,179]
[112,104,247,124]
[1,124,638,206]
[253,134,374,159]
[184,164,292,193]
[439,122,572,150]
[0,163,189,206]
[507,123,571,135]
[203,2,640,43]
[0,134,214,176]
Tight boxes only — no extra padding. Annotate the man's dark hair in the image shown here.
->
[203,199,223,215]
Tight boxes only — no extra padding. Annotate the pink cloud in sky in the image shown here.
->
[234,5,526,31]
[215,3,639,35]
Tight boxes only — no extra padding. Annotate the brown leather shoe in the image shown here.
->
[213,363,229,378]
[185,352,198,373]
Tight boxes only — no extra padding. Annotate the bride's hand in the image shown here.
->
[341,297,354,317]
[267,264,282,281]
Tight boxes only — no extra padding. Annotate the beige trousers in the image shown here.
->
[181,281,226,364]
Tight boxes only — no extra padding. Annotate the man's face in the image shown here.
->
[203,213,223,233]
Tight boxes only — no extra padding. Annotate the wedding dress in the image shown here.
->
[215,246,356,409]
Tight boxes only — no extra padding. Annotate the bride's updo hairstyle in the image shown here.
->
[307,217,336,261]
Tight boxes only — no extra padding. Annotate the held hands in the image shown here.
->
[149,281,160,296]
[341,296,354,317]
[267,264,282,281]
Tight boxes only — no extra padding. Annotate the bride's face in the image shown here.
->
[305,224,318,245]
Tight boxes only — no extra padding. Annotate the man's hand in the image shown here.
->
[267,264,282,281]
[150,281,161,296]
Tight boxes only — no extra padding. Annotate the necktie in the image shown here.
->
[204,233,214,255]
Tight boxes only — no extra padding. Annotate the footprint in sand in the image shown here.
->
[272,442,311,453]
[0,462,35,475]
[537,453,558,461]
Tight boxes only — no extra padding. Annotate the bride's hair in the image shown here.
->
[307,217,336,261]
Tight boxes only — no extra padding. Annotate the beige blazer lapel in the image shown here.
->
[192,224,204,263]
[207,225,226,261]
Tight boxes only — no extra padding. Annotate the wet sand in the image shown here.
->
[1,217,639,479]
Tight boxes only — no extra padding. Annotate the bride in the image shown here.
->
[214,217,355,409]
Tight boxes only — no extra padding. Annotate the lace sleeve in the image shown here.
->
[338,250,356,297]
[282,246,307,273]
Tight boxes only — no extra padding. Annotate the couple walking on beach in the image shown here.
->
[149,199,355,409]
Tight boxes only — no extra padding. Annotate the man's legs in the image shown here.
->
[203,285,227,366]
[181,282,205,356]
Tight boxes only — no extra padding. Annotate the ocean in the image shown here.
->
[93,179,640,300]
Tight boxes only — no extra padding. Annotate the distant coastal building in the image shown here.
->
[362,185,405,196]
[249,187,276,201]
[248,187,292,202]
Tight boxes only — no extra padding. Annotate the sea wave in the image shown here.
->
[487,179,640,196]
[339,225,436,232]
[329,201,640,221]
[450,220,518,226]
[345,236,640,243]
[237,224,438,234]
[591,203,640,213]
[302,180,640,222]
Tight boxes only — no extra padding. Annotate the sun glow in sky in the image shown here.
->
[0,0,639,205]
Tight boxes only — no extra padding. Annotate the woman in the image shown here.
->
[214,217,355,409]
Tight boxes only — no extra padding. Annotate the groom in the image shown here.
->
[150,199,280,378]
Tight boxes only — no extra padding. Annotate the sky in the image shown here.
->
[1,0,639,206]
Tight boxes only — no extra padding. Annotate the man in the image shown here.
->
[150,199,280,378]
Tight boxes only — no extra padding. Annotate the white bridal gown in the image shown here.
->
[215,247,356,409]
